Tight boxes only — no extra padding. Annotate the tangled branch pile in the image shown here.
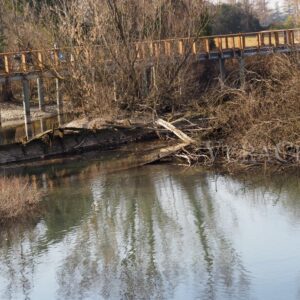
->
[179,54,300,167]
[0,176,41,223]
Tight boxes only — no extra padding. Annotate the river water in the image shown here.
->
[0,151,300,300]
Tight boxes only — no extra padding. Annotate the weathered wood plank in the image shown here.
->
[0,126,156,165]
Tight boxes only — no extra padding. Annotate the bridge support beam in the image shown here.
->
[239,56,246,89]
[219,57,225,87]
[55,78,63,126]
[37,77,45,112]
[22,77,32,139]
[40,118,46,133]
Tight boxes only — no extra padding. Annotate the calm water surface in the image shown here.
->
[0,156,300,300]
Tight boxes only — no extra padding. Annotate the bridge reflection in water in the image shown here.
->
[1,160,300,299]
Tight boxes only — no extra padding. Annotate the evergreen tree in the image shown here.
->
[211,4,262,34]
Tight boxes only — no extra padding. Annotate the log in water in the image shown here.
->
[0,125,156,165]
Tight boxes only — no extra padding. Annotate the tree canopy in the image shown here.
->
[211,4,262,35]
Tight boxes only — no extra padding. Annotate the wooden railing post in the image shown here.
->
[237,35,242,49]
[274,32,279,47]
[4,55,10,74]
[231,36,235,49]
[261,33,265,46]
[149,42,154,57]
[178,40,184,55]
[284,31,288,45]
[217,37,223,53]
[225,37,229,50]
[192,42,197,54]
[21,53,27,72]
[205,39,210,53]
[165,41,171,56]
[154,43,160,57]
[241,34,246,49]
[290,30,295,45]
[286,31,289,44]
[37,52,43,70]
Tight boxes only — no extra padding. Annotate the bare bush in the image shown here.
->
[47,0,211,116]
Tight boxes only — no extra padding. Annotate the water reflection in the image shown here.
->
[0,165,300,299]
[0,113,74,145]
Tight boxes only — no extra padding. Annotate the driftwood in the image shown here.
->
[156,118,196,144]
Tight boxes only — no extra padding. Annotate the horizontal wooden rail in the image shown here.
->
[0,28,299,77]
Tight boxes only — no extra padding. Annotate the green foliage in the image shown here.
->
[269,15,300,30]
[283,16,299,29]
[211,4,262,35]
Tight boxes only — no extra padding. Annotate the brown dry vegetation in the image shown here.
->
[0,1,300,169]
[182,53,300,168]
[0,0,211,114]
[0,176,41,223]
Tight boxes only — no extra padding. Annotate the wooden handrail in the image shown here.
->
[0,28,299,75]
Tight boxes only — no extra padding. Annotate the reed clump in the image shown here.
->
[0,176,41,223]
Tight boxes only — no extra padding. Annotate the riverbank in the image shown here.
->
[0,54,299,171]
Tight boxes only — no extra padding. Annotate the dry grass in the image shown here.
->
[200,54,300,166]
[0,176,41,223]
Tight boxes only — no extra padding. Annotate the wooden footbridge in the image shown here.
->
[0,28,299,137]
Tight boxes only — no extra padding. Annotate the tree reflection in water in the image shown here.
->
[55,167,250,300]
[1,165,300,299]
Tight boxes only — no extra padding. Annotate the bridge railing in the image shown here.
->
[0,28,299,77]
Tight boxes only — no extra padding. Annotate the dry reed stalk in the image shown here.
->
[0,176,41,223]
